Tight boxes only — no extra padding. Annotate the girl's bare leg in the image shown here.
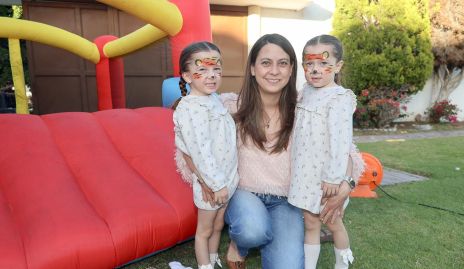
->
[208,206,226,266]
[196,209,218,267]
[303,211,322,269]
[326,215,353,269]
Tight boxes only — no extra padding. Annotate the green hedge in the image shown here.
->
[332,0,434,127]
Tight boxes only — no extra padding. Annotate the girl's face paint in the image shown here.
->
[192,73,202,79]
[191,57,222,80]
[182,50,223,96]
[302,44,343,89]
[195,57,222,67]
[304,51,330,61]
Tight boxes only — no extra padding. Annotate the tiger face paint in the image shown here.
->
[302,44,343,89]
[191,57,223,80]
[182,50,223,96]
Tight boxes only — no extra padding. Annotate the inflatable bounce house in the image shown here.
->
[0,1,383,268]
[0,0,212,268]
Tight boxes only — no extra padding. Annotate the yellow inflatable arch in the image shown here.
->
[0,0,183,112]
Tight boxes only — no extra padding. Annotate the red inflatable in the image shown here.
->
[93,0,212,109]
[0,108,196,268]
[169,0,212,75]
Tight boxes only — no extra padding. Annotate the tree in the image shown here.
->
[429,0,464,103]
[332,0,434,127]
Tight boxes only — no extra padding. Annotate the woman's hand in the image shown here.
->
[183,153,216,206]
[214,187,229,206]
[199,179,216,207]
[320,181,351,224]
[322,182,339,198]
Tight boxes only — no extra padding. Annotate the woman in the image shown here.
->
[191,34,356,269]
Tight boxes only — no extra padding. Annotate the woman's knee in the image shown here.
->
[232,218,272,246]
[225,190,272,246]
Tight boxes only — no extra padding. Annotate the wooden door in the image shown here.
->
[23,0,171,114]
[211,5,248,94]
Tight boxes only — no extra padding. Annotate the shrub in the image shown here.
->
[333,0,434,127]
[425,100,460,123]
[354,85,409,128]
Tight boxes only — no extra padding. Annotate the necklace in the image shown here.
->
[264,109,278,129]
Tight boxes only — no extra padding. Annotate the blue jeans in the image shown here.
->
[225,189,304,269]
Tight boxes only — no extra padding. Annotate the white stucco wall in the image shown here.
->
[247,0,464,121]
[400,78,464,121]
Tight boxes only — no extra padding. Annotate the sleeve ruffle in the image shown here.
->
[219,92,239,114]
[350,144,365,183]
[347,89,357,113]
[327,87,356,112]
[174,148,197,185]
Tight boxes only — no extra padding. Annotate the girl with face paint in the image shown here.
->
[173,42,239,269]
[288,35,361,269]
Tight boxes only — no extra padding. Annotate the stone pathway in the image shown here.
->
[354,129,464,143]
[355,129,464,185]
[381,167,428,186]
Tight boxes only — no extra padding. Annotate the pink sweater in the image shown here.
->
[221,93,291,196]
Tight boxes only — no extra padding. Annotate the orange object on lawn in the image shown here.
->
[350,152,383,198]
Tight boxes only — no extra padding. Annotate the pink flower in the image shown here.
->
[361,89,369,97]
[448,115,458,123]
[401,105,407,111]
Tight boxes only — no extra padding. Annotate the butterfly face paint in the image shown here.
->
[191,57,223,79]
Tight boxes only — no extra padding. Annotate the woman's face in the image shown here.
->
[251,43,293,95]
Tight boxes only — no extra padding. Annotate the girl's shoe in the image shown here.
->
[210,254,222,268]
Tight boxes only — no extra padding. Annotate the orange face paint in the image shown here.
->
[324,67,333,73]
[194,57,222,67]
[191,57,222,79]
[304,51,330,61]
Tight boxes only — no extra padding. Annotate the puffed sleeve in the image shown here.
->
[322,91,354,184]
[219,92,239,114]
[175,103,227,191]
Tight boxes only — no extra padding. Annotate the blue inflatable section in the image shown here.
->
[162,77,190,108]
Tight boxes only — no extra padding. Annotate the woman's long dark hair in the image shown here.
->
[171,41,221,109]
[234,34,298,153]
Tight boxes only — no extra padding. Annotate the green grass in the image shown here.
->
[123,136,464,269]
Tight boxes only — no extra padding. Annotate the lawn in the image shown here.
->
[122,136,464,269]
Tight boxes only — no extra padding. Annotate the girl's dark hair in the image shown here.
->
[234,33,298,153]
[171,41,221,109]
[303,34,344,84]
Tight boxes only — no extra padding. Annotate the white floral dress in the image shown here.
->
[288,85,357,214]
[173,93,239,210]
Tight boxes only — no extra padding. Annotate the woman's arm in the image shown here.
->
[183,153,216,206]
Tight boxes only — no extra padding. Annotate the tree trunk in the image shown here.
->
[431,65,463,104]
